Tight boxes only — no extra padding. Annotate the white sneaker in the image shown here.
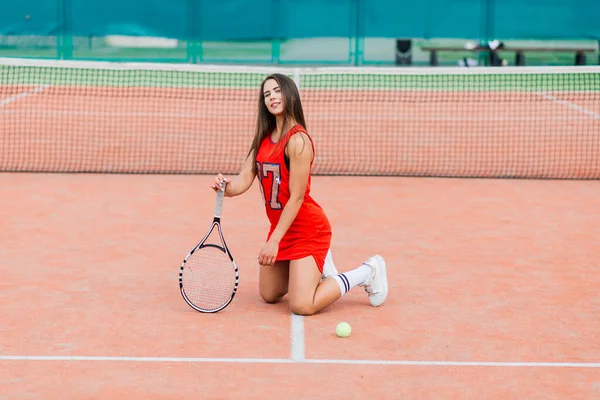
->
[321,249,338,281]
[360,255,388,307]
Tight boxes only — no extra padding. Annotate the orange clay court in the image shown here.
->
[1,63,600,399]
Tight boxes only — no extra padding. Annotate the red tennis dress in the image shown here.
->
[255,124,332,272]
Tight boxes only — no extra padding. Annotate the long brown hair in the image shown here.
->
[249,73,307,173]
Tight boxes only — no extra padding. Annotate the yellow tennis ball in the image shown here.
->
[336,322,351,338]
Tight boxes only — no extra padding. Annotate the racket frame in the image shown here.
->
[178,181,239,313]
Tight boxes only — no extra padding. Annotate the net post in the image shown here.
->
[271,0,282,64]
[187,0,198,64]
[57,0,73,59]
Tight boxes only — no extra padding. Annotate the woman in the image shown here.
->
[210,73,388,315]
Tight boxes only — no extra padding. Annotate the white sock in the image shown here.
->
[332,264,373,296]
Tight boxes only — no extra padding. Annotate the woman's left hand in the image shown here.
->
[258,239,279,266]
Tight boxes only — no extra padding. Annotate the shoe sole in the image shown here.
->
[370,255,388,307]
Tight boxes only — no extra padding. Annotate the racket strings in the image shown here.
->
[182,245,236,311]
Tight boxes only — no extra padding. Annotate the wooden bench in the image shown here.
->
[421,45,598,66]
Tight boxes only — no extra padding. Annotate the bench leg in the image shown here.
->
[429,50,438,66]
[515,51,525,66]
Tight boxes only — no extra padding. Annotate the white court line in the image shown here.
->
[0,108,590,122]
[0,85,49,107]
[537,93,600,120]
[0,355,599,368]
[290,313,305,361]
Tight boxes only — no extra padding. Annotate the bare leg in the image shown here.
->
[287,256,341,315]
[259,260,290,303]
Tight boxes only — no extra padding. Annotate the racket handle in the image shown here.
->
[214,180,227,218]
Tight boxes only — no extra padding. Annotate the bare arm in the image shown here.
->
[269,132,312,243]
[213,151,257,197]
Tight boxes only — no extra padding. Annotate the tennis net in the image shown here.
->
[1,57,599,179]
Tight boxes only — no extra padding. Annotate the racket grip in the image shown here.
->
[214,180,227,218]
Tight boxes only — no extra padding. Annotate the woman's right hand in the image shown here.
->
[210,173,230,193]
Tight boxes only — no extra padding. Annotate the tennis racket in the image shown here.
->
[179,180,239,313]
